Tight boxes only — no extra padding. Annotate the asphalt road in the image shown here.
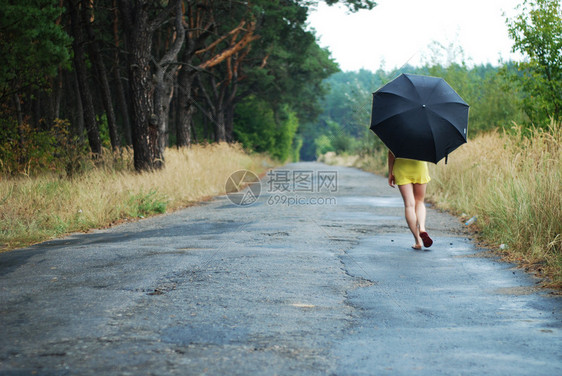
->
[1,162,560,375]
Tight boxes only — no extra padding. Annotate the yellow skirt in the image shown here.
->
[394,158,431,185]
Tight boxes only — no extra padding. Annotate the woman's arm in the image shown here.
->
[388,150,396,188]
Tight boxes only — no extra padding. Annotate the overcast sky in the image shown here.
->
[307,0,525,71]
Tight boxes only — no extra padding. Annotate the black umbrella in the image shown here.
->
[370,73,469,164]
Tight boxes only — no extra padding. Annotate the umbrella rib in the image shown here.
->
[403,74,422,102]
[426,106,469,138]
[372,108,421,129]
[425,107,468,157]
[371,93,421,125]
[429,100,469,106]
[424,78,445,105]
[375,91,421,106]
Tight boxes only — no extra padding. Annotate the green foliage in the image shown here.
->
[234,97,277,154]
[0,118,90,176]
[311,119,360,158]
[127,189,167,217]
[315,134,334,156]
[51,119,92,177]
[274,107,300,162]
[505,0,562,124]
[96,114,112,149]
[0,0,71,101]
[323,0,377,12]
[0,119,55,175]
[291,135,303,162]
[331,131,359,153]
[427,63,528,133]
[233,96,300,162]
[299,69,386,160]
[249,0,339,122]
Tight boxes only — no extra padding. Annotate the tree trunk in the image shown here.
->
[118,0,183,171]
[12,94,25,165]
[70,69,85,141]
[152,0,184,168]
[13,94,23,126]
[45,83,55,126]
[67,0,101,156]
[32,90,40,129]
[176,38,196,147]
[118,0,156,171]
[223,78,238,143]
[196,74,226,143]
[54,69,62,118]
[82,0,120,151]
[153,78,174,167]
[214,107,226,143]
[112,0,132,146]
[211,85,227,143]
[113,58,132,146]
[225,101,234,142]
[176,75,194,147]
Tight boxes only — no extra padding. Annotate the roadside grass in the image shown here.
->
[351,121,562,287]
[0,143,274,252]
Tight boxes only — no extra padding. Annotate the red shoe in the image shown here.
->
[420,232,433,248]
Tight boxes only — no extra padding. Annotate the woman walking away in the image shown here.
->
[387,151,433,250]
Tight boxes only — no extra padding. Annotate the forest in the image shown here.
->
[0,0,560,173]
[0,0,377,175]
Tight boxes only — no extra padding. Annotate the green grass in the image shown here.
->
[127,189,168,217]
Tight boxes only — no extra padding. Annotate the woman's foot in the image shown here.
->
[420,232,433,248]
[411,244,422,250]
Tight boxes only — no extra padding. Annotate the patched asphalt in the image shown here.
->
[0,162,560,375]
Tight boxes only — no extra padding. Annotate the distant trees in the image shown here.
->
[304,64,529,160]
[0,0,376,174]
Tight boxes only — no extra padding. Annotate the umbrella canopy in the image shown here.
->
[370,73,469,164]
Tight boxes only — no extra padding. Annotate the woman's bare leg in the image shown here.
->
[398,184,423,249]
[413,183,427,233]
[414,183,433,247]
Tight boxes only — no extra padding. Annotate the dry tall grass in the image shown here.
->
[0,143,273,251]
[427,121,561,286]
[352,121,562,286]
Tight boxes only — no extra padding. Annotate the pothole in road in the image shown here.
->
[261,232,290,237]
[147,282,177,295]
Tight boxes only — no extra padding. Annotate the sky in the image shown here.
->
[307,0,525,71]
